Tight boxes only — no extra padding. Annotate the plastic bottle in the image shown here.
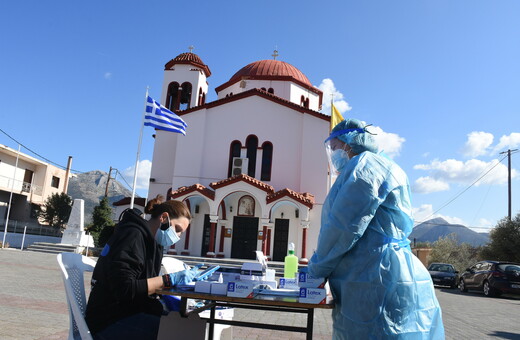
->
[284,242,298,279]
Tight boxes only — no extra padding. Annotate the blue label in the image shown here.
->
[227,282,235,292]
[299,288,306,298]
[280,278,286,287]
[299,272,306,282]
[100,244,110,257]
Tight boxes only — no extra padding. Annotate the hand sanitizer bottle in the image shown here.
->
[284,242,298,279]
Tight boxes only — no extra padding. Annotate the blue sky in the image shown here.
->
[1,1,519,233]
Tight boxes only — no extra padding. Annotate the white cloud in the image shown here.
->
[317,78,352,114]
[413,158,513,187]
[122,159,151,190]
[493,132,520,154]
[104,72,112,80]
[412,204,467,226]
[370,126,405,158]
[461,131,493,158]
[412,176,450,194]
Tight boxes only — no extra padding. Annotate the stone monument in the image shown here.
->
[61,199,94,248]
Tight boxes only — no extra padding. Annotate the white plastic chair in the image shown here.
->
[57,252,97,340]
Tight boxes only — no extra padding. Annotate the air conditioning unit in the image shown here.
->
[231,157,249,176]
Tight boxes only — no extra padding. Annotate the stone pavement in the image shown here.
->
[0,249,332,340]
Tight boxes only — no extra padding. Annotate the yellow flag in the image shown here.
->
[330,104,344,131]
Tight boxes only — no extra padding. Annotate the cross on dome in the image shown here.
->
[272,49,279,60]
[188,45,194,53]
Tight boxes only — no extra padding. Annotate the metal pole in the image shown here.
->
[508,149,512,220]
[105,166,112,197]
[85,231,90,257]
[3,144,21,248]
[21,226,27,250]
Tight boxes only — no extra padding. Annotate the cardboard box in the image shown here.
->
[279,278,299,289]
[210,282,228,296]
[298,272,326,288]
[194,281,212,294]
[226,281,256,298]
[299,287,327,304]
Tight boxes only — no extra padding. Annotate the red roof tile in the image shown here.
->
[165,52,211,77]
[168,184,215,200]
[113,197,146,207]
[215,60,320,96]
[266,188,315,208]
[209,174,275,194]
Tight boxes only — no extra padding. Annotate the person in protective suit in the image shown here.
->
[307,119,445,339]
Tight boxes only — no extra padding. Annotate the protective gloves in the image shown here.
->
[162,264,202,287]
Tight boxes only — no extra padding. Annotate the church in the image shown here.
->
[147,50,330,263]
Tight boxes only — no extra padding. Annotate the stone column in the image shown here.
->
[206,215,218,258]
[300,221,310,264]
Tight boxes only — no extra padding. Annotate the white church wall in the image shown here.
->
[149,130,180,200]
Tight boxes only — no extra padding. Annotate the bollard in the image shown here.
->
[21,226,27,250]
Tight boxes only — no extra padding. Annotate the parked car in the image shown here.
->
[427,263,459,288]
[458,261,520,297]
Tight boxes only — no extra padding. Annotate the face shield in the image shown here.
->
[324,128,364,175]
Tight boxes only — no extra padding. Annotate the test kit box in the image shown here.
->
[226,281,256,298]
[279,278,299,289]
[210,282,228,296]
[299,287,327,304]
[194,281,212,294]
[298,272,326,288]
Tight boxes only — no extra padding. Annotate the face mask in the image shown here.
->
[155,215,181,247]
[331,149,350,173]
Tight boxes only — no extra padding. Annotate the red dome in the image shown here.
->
[228,60,311,86]
[165,52,211,77]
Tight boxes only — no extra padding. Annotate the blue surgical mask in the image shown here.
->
[155,216,181,247]
[331,149,350,173]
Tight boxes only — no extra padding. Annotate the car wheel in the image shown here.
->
[483,281,496,297]
[459,279,467,292]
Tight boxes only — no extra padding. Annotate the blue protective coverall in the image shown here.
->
[308,151,445,340]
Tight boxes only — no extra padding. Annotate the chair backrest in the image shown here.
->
[161,256,187,274]
[57,252,97,340]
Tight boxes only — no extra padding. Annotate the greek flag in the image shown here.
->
[144,96,187,135]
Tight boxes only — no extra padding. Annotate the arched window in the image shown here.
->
[261,141,273,181]
[180,82,192,110]
[268,88,274,94]
[228,140,242,178]
[201,92,206,105]
[198,87,203,106]
[246,135,258,177]
[305,97,309,108]
[300,95,305,106]
[261,87,266,91]
[166,82,180,111]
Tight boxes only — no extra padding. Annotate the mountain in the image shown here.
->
[67,170,136,223]
[409,217,489,247]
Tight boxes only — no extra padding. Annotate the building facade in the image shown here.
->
[0,144,71,225]
[148,52,330,262]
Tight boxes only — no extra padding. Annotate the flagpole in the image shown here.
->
[130,87,149,209]
[3,144,20,248]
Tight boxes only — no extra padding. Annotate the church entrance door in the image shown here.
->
[200,214,215,256]
[231,216,259,260]
[272,218,289,262]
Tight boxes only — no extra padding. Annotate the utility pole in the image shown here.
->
[500,149,518,220]
[104,167,113,198]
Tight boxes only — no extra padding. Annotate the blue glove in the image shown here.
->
[162,265,202,287]
[299,266,309,274]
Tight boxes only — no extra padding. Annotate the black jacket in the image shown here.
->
[85,209,164,334]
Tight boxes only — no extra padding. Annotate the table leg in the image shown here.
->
[306,308,314,340]
[180,297,188,317]
[208,304,216,340]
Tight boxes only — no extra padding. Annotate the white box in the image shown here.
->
[298,272,326,288]
[299,288,327,304]
[279,278,299,289]
[240,262,264,278]
[210,282,228,296]
[194,281,212,294]
[226,281,256,298]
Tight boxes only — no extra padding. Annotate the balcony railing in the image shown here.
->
[0,175,43,196]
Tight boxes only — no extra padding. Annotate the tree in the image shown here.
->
[480,214,520,262]
[87,197,115,247]
[38,192,73,229]
[427,233,481,272]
